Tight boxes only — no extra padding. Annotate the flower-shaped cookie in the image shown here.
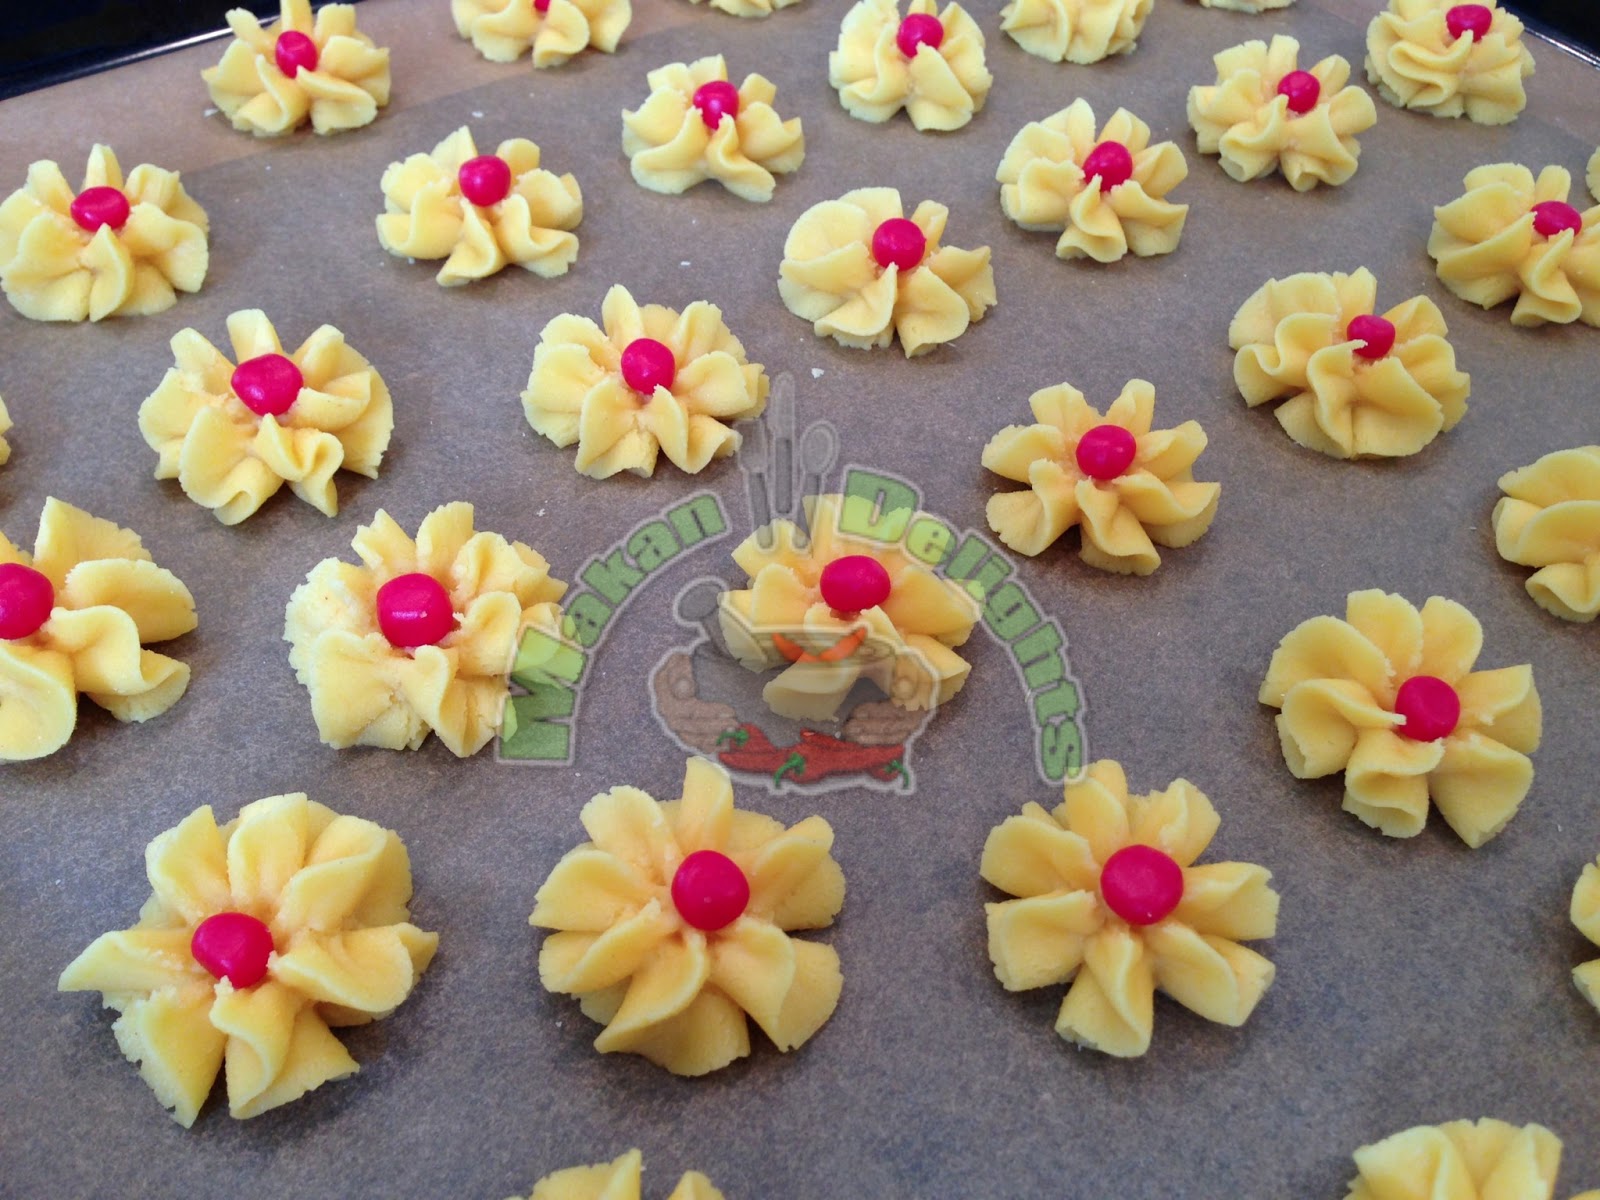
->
[1261,589,1541,847]
[1493,447,1600,623]
[377,126,583,288]
[1429,164,1599,327]
[0,144,208,323]
[829,0,992,133]
[1347,1120,1599,1200]
[1229,268,1471,459]
[779,187,995,356]
[1366,0,1535,124]
[1574,855,1600,1016]
[204,0,390,136]
[623,56,805,203]
[982,380,1219,575]
[999,0,1152,65]
[1,499,196,763]
[453,0,629,66]
[686,0,800,16]
[522,285,767,479]
[531,757,845,1076]
[982,760,1279,1058]
[138,310,393,525]
[284,502,567,756]
[58,793,437,1126]
[0,396,10,467]
[516,1150,723,1200]
[717,494,981,721]
[996,101,1188,263]
[1188,35,1378,191]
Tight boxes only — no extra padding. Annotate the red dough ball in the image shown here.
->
[1346,314,1397,360]
[458,155,513,207]
[191,912,275,989]
[1075,425,1138,481]
[274,30,319,77]
[1276,70,1322,115]
[671,850,751,931]
[1099,845,1184,926]
[1531,201,1584,239]
[0,564,55,641]
[232,354,304,418]
[1393,676,1461,742]
[871,218,927,272]
[620,338,677,395]
[1445,4,1493,41]
[819,555,892,614]
[69,186,131,233]
[1081,141,1134,192]
[376,573,457,648]
[692,80,741,129]
[896,13,944,58]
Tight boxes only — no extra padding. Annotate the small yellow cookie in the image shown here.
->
[830,0,992,132]
[623,55,804,202]
[1365,0,1535,124]
[515,1150,722,1200]
[0,144,208,322]
[1188,35,1377,191]
[138,310,393,524]
[999,0,1152,65]
[531,757,845,1076]
[454,0,630,66]
[1492,446,1600,622]
[203,0,390,136]
[1347,1120,1593,1200]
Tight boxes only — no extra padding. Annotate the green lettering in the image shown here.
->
[1034,680,1080,724]
[1040,718,1084,781]
[983,582,1038,642]
[581,550,644,605]
[500,694,572,761]
[668,494,727,547]
[510,627,585,693]
[1013,622,1062,667]
[626,520,681,573]
[562,593,612,648]
[905,516,954,567]
[839,468,918,543]
[1023,652,1065,691]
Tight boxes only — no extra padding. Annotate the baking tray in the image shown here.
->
[2,0,1598,1195]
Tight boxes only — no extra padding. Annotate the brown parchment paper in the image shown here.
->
[2,1,1599,1196]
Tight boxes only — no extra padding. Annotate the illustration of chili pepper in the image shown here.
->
[771,730,909,787]
[716,724,794,773]
[771,626,867,664]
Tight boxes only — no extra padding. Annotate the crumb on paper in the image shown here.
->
[472,111,484,118]
[680,261,691,267]
[536,507,547,517]
[811,368,824,379]
[203,107,219,117]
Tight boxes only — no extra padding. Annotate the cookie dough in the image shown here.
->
[830,0,992,132]
[453,0,629,66]
[1366,0,1535,124]
[1492,446,1600,622]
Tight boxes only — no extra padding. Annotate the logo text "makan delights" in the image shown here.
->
[502,470,1085,784]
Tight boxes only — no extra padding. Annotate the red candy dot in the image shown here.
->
[0,564,55,641]
[458,155,513,207]
[1074,424,1138,481]
[671,850,750,932]
[692,80,741,129]
[231,353,304,418]
[1445,4,1493,41]
[190,912,275,989]
[1531,201,1584,239]
[1276,70,1322,115]
[69,186,131,233]
[1099,845,1184,926]
[1081,141,1134,192]
[274,30,319,77]
[1393,675,1461,742]
[620,338,677,395]
[376,573,456,648]
[896,12,945,58]
[871,217,927,272]
[1347,314,1397,360]
[819,555,892,614]
[534,0,551,10]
